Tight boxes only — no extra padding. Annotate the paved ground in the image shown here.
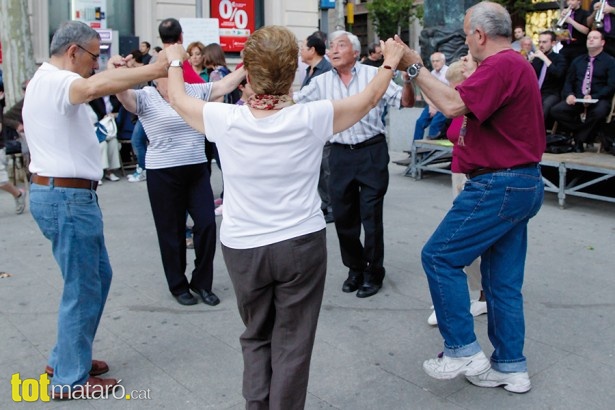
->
[1,152,614,409]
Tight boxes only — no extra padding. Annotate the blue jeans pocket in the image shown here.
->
[498,186,538,223]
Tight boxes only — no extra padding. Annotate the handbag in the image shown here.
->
[545,133,573,154]
[95,115,118,143]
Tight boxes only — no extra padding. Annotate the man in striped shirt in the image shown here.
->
[294,30,414,298]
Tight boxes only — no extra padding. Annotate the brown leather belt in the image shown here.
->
[31,174,98,191]
[332,134,385,150]
[467,163,539,179]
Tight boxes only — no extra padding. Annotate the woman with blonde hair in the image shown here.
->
[165,25,406,409]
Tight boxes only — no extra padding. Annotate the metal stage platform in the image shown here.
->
[403,139,615,208]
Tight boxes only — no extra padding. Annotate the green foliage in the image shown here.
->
[366,0,423,39]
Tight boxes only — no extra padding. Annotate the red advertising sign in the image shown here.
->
[210,0,255,52]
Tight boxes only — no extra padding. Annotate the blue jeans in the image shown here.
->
[413,107,448,140]
[421,166,544,373]
[29,182,112,388]
[131,119,148,169]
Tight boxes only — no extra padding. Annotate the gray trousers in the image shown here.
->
[222,229,327,410]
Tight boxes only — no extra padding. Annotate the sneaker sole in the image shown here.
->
[466,375,531,393]
[423,358,490,380]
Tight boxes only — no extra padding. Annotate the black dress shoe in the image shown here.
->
[356,281,382,298]
[190,287,220,306]
[174,292,198,306]
[342,273,363,293]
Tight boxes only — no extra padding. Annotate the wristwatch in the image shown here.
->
[406,63,423,80]
[169,59,182,68]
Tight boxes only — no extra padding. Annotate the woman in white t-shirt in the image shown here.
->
[164,26,406,409]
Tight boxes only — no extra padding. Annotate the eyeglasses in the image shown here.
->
[76,44,100,62]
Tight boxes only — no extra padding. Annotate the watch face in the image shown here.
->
[170,60,182,67]
[407,63,422,79]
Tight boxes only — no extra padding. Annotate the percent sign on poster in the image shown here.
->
[212,0,255,52]
[219,0,248,29]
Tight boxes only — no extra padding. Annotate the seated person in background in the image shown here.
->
[531,30,567,127]
[519,36,535,60]
[413,52,449,141]
[558,0,590,67]
[362,43,384,67]
[511,26,529,51]
[551,30,615,152]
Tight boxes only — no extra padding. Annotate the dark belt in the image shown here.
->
[332,134,385,150]
[467,162,539,179]
[31,174,98,191]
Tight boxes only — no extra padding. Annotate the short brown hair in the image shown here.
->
[242,26,298,95]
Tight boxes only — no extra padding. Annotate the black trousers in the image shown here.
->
[550,99,611,144]
[222,229,327,410]
[329,138,389,281]
[318,144,332,213]
[146,163,217,295]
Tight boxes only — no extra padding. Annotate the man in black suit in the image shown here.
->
[531,30,567,128]
[551,30,615,152]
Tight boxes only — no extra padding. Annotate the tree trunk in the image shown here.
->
[0,0,36,108]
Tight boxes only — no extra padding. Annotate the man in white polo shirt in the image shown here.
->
[23,21,167,400]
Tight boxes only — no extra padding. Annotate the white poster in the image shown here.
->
[180,18,220,47]
[71,0,107,29]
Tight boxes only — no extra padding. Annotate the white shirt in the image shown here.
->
[432,65,449,85]
[293,62,402,145]
[135,84,212,169]
[23,63,102,180]
[204,100,333,249]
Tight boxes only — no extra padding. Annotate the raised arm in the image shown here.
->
[69,54,168,105]
[331,38,405,134]
[165,44,207,134]
[395,36,467,118]
[208,66,246,101]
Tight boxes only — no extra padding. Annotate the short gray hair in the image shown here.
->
[329,30,361,57]
[50,21,100,56]
[467,1,512,40]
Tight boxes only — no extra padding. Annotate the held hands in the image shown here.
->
[393,34,420,71]
[106,54,131,70]
[566,95,576,105]
[380,37,406,70]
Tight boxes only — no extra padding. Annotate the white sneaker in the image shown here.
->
[15,189,26,214]
[128,167,146,182]
[105,173,120,182]
[428,300,487,326]
[427,306,437,326]
[214,204,223,216]
[423,351,490,380]
[470,300,488,317]
[98,179,103,186]
[466,368,531,393]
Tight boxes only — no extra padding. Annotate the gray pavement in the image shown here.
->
[1,151,614,409]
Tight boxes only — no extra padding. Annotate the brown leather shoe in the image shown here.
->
[51,376,118,400]
[45,359,109,377]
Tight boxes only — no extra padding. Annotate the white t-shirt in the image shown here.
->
[204,100,334,249]
[135,84,212,169]
[23,62,103,180]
